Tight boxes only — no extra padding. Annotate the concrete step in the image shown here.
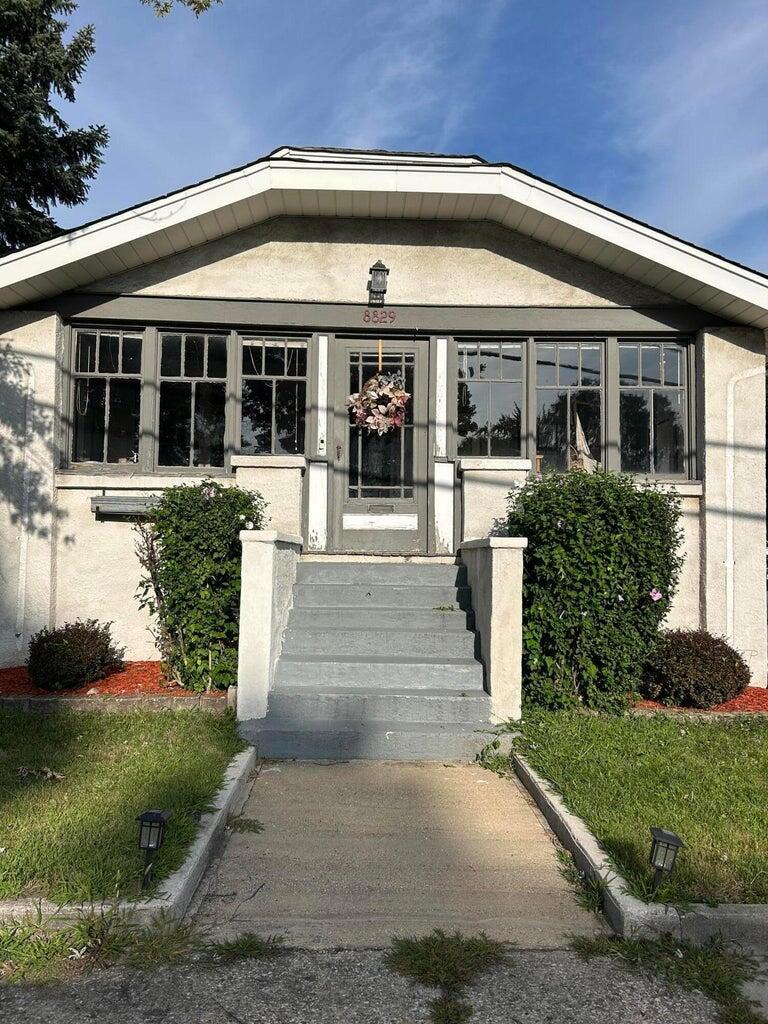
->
[274,655,485,691]
[265,686,491,725]
[243,718,491,762]
[281,628,477,660]
[296,562,467,587]
[286,606,472,631]
[292,584,472,610]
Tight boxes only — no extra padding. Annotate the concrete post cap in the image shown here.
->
[239,529,303,546]
[460,537,528,550]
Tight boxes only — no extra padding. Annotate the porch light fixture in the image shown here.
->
[367,260,389,305]
[649,827,684,892]
[136,809,170,889]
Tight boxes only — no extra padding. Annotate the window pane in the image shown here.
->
[193,382,225,467]
[242,343,262,376]
[490,382,522,456]
[457,345,468,380]
[619,345,639,386]
[275,380,306,454]
[122,336,142,374]
[464,343,479,380]
[241,379,272,453]
[98,334,120,374]
[558,346,579,387]
[641,344,661,386]
[75,332,97,373]
[286,343,307,377]
[580,346,601,386]
[500,343,522,381]
[264,344,285,376]
[72,378,105,461]
[536,344,556,386]
[158,381,191,465]
[571,390,602,467]
[161,335,182,377]
[620,390,651,472]
[478,343,500,380]
[536,389,567,471]
[663,347,681,387]
[184,335,205,378]
[457,380,489,456]
[654,390,685,474]
[106,379,141,463]
[207,336,227,378]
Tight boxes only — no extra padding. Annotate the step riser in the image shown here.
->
[242,725,488,762]
[292,585,472,610]
[296,563,467,586]
[266,692,490,725]
[286,608,473,631]
[274,661,485,690]
[281,630,476,659]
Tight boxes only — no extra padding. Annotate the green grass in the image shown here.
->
[506,711,768,905]
[0,708,244,902]
[573,934,763,1024]
[204,931,284,963]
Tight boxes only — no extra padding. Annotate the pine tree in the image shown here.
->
[0,1,108,254]
[142,0,221,14]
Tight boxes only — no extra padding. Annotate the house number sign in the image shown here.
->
[362,308,396,324]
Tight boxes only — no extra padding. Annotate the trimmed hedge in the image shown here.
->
[643,629,750,708]
[507,471,682,711]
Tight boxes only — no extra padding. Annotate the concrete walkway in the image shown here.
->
[193,760,604,948]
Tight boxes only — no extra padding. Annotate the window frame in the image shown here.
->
[238,333,310,457]
[455,337,526,459]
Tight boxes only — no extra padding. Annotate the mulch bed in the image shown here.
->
[636,685,768,714]
[0,662,227,699]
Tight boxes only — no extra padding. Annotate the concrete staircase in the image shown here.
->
[251,558,491,761]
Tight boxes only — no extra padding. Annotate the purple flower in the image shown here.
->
[202,485,217,499]
[649,588,663,602]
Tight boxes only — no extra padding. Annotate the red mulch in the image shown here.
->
[636,685,768,714]
[0,662,226,699]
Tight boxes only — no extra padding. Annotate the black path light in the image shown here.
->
[649,827,684,893]
[367,260,389,305]
[136,809,170,890]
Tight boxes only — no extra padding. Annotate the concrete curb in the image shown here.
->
[513,754,768,952]
[0,747,256,926]
[0,693,229,714]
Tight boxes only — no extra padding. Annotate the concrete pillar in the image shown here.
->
[236,529,302,721]
[232,456,306,539]
[459,458,532,541]
[698,326,767,684]
[459,536,527,720]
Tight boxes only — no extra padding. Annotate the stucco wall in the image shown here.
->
[460,460,532,541]
[86,217,678,308]
[664,495,702,632]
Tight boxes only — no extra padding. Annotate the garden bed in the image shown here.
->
[0,661,227,699]
[508,711,768,905]
[635,684,768,714]
[0,708,244,903]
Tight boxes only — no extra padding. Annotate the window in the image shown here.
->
[535,340,603,471]
[71,329,143,464]
[157,332,228,467]
[240,336,307,455]
[457,339,523,457]
[619,342,686,474]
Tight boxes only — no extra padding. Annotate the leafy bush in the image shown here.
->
[27,620,124,691]
[642,630,750,708]
[135,480,266,692]
[507,471,682,712]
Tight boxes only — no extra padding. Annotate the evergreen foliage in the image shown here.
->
[643,629,751,708]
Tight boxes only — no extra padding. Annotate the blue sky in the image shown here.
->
[58,0,768,272]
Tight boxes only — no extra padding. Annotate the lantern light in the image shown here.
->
[367,260,389,306]
[136,809,170,889]
[649,827,684,892]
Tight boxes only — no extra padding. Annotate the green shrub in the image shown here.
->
[507,471,682,712]
[135,480,266,691]
[642,630,750,708]
[27,620,124,691]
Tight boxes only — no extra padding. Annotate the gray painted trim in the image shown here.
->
[90,494,158,516]
[41,293,718,333]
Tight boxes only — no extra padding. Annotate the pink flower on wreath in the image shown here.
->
[649,588,663,602]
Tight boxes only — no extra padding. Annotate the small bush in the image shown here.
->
[27,620,124,691]
[135,479,266,692]
[642,630,750,708]
[507,471,682,712]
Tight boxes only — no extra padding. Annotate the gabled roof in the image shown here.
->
[2,145,768,328]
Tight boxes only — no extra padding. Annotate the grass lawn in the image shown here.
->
[0,709,244,903]
[507,711,768,905]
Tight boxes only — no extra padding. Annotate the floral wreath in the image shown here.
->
[346,370,411,435]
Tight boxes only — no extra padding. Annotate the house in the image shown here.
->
[0,147,765,755]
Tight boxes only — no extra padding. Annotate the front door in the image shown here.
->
[331,338,428,553]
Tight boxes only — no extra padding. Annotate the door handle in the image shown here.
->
[335,443,343,462]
